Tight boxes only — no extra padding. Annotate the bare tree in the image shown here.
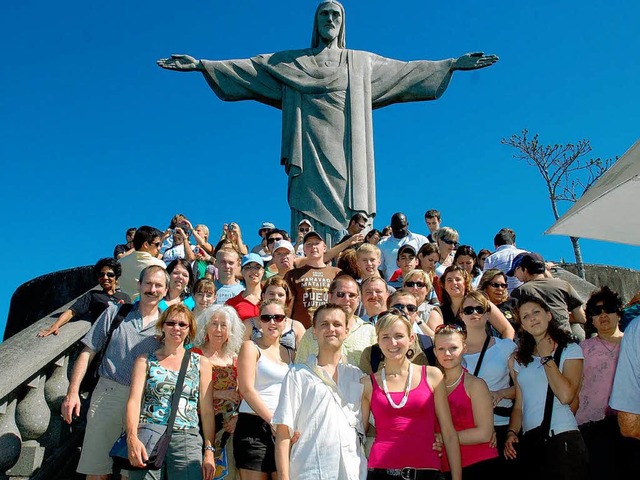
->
[501,129,616,279]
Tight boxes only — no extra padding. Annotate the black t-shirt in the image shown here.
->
[70,290,131,322]
[113,243,128,258]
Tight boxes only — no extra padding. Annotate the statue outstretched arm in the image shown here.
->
[157,54,204,72]
[451,52,499,71]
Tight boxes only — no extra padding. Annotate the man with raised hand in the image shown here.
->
[274,303,367,480]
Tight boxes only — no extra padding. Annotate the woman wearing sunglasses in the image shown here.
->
[439,266,514,340]
[459,291,516,479]
[576,287,631,480]
[479,269,518,334]
[361,311,462,480]
[433,227,459,277]
[434,322,498,479]
[38,257,131,337]
[504,297,586,480]
[235,300,292,479]
[403,269,443,337]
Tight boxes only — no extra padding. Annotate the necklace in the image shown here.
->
[381,363,413,409]
[445,369,464,389]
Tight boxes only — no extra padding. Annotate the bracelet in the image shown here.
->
[506,429,519,437]
[540,355,554,366]
[204,445,215,453]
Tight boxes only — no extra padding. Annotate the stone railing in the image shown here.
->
[0,295,93,480]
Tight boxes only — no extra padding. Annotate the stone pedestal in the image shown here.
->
[6,440,44,478]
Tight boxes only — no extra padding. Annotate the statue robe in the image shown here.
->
[201,50,453,240]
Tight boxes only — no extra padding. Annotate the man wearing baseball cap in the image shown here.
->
[268,239,296,277]
[284,231,341,328]
[251,221,277,258]
[509,252,586,339]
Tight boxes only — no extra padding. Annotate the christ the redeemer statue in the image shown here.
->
[158,1,498,242]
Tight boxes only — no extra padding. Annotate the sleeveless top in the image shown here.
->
[239,343,291,414]
[139,351,201,429]
[191,347,239,415]
[441,377,498,470]
[368,366,441,469]
[250,318,297,351]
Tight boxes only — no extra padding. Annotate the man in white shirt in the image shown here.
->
[274,303,367,480]
[377,212,428,281]
[483,228,526,293]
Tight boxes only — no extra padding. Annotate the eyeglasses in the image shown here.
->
[379,308,409,320]
[335,291,359,299]
[260,314,286,323]
[441,238,458,247]
[357,223,366,229]
[405,281,426,288]
[98,272,116,278]
[489,282,508,289]
[152,242,162,248]
[434,323,465,334]
[589,304,618,316]
[267,237,283,244]
[165,320,190,329]
[391,303,418,313]
[462,305,486,316]
[299,228,311,233]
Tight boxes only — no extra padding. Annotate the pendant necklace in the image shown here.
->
[381,363,413,409]
[445,369,464,389]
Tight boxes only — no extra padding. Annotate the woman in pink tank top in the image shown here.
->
[362,311,462,480]
[434,323,499,479]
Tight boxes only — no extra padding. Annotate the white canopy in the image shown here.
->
[546,139,640,245]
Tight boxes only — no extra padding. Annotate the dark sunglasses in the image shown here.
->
[434,323,465,334]
[267,237,283,244]
[164,320,190,329]
[379,308,409,320]
[299,228,311,233]
[152,241,162,248]
[391,303,418,313]
[462,305,486,316]
[589,305,618,316]
[98,272,116,278]
[489,282,508,289]
[260,314,286,323]
[441,238,458,246]
[405,281,426,288]
[335,291,358,299]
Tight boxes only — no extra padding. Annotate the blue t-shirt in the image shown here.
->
[610,317,640,414]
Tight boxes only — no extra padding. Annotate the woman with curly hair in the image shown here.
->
[505,297,587,480]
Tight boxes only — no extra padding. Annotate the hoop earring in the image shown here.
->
[406,348,415,359]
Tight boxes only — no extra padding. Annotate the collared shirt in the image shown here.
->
[377,231,429,280]
[295,317,376,367]
[82,304,162,386]
[482,245,527,293]
[272,357,367,480]
[610,316,640,415]
[118,251,166,299]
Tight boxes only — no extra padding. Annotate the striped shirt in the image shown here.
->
[82,304,162,386]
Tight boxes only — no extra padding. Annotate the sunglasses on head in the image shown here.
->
[165,320,190,329]
[260,314,286,323]
[489,282,508,289]
[405,281,426,288]
[391,303,418,313]
[98,272,116,278]
[462,305,486,316]
[589,305,618,316]
[434,323,465,334]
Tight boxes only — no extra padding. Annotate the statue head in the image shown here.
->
[311,1,346,49]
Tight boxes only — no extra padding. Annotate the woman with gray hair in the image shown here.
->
[192,305,246,480]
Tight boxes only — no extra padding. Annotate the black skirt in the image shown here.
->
[233,412,276,473]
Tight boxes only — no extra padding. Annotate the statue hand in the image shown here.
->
[452,52,498,71]
[156,54,202,72]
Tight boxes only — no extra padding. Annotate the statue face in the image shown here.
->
[316,3,343,43]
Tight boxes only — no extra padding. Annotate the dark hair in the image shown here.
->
[453,245,481,278]
[349,213,367,225]
[166,258,195,298]
[418,242,439,258]
[133,226,163,250]
[126,227,137,237]
[337,249,361,280]
[93,257,122,279]
[365,229,381,243]
[169,214,187,229]
[494,228,516,247]
[478,269,507,292]
[439,265,472,308]
[424,209,441,220]
[313,303,347,327]
[514,296,574,365]
[585,286,623,336]
[381,226,392,237]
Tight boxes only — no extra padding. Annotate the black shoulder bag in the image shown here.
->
[110,350,192,471]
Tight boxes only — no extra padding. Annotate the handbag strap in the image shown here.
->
[93,303,134,378]
[472,334,491,377]
[165,350,192,433]
[539,343,565,436]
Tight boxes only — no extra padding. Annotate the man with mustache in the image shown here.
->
[61,265,169,480]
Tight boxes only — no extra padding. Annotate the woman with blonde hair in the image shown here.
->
[433,227,459,277]
[403,269,443,337]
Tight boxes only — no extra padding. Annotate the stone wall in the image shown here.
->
[559,263,640,303]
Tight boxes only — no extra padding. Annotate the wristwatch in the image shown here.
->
[540,355,553,365]
[204,445,215,453]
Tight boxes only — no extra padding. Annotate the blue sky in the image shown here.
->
[2,0,639,339]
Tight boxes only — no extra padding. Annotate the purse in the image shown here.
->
[109,350,192,470]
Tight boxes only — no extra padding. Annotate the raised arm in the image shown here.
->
[157,54,204,72]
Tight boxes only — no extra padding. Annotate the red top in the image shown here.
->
[225,293,260,320]
[368,366,442,469]
[441,377,498,470]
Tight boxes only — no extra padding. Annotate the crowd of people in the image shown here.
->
[37,210,640,480]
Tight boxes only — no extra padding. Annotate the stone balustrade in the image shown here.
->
[0,294,92,479]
